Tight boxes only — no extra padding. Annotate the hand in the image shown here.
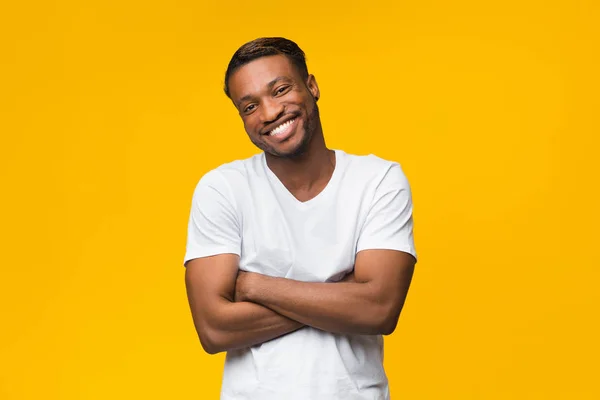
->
[234,270,258,302]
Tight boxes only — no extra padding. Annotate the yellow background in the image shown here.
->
[2,0,599,398]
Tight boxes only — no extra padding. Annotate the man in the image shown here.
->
[184,37,417,400]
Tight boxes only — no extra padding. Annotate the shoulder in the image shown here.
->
[339,150,410,189]
[188,154,264,213]
[193,153,263,192]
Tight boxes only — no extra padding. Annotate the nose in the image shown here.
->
[260,97,285,124]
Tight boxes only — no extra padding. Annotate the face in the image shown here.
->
[228,55,320,158]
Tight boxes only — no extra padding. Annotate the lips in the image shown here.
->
[262,114,298,136]
[268,118,296,136]
[261,117,299,143]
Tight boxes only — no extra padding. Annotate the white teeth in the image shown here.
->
[269,119,294,136]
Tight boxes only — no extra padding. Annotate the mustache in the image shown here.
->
[260,112,301,135]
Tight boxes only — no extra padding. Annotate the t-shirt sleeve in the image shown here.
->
[356,163,417,260]
[183,170,241,266]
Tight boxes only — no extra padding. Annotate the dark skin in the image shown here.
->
[230,54,336,202]
[185,54,415,354]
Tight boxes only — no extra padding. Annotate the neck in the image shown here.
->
[265,129,334,192]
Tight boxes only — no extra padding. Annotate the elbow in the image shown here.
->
[379,315,399,336]
[202,345,222,355]
[375,303,403,336]
[200,339,221,355]
[197,326,226,355]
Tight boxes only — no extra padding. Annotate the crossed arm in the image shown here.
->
[185,250,415,354]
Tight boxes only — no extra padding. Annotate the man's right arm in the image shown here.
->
[185,253,303,354]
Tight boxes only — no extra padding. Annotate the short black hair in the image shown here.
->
[224,37,309,98]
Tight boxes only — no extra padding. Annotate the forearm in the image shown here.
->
[244,277,392,335]
[198,299,303,354]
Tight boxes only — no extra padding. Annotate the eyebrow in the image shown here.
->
[236,76,291,108]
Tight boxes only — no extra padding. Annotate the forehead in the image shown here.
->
[228,55,302,102]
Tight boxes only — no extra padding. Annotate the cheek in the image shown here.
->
[241,116,251,129]
[242,116,259,136]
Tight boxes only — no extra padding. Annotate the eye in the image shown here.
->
[243,104,256,113]
[275,85,291,96]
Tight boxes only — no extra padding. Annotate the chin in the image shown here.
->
[271,133,311,159]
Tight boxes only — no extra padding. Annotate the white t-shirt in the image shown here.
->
[184,149,416,400]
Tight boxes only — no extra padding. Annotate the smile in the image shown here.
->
[269,118,296,136]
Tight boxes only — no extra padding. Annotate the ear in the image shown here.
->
[306,74,320,102]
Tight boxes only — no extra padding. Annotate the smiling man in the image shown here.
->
[184,37,417,400]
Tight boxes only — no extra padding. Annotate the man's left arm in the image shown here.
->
[236,163,417,336]
[236,250,415,335]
